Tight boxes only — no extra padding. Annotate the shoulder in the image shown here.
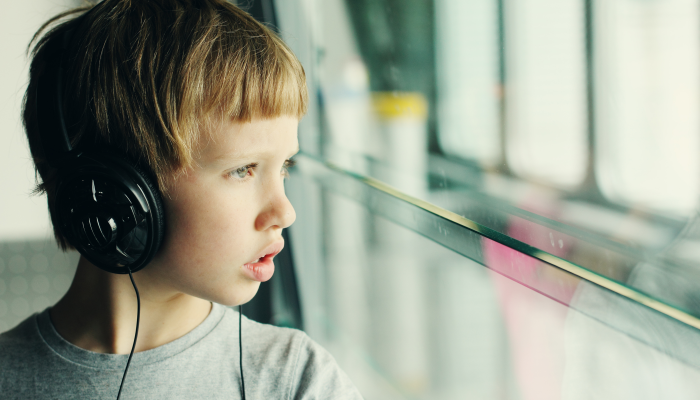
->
[0,313,48,395]
[235,313,362,399]
[0,313,42,357]
[286,332,364,399]
[240,313,309,351]
[217,307,309,364]
[217,308,362,399]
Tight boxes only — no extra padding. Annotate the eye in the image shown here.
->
[282,158,297,178]
[228,163,257,180]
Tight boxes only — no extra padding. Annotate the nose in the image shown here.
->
[255,183,296,232]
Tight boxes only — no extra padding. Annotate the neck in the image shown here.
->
[50,256,212,354]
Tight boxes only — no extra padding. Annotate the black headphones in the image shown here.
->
[34,21,165,274]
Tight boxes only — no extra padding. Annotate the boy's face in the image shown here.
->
[145,116,299,306]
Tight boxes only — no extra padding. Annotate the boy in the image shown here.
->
[0,0,363,399]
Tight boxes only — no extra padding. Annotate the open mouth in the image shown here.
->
[248,254,267,265]
[245,241,285,266]
[242,241,284,282]
[245,252,272,266]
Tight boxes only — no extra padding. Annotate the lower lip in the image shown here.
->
[242,254,275,282]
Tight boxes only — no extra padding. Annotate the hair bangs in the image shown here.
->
[202,26,308,124]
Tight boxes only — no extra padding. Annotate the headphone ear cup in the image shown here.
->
[54,152,166,274]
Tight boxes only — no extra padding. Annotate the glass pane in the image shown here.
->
[594,0,700,215]
[287,155,700,399]
[435,0,501,165]
[274,0,700,333]
[504,0,588,188]
[293,153,700,346]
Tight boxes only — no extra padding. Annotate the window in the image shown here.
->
[275,0,700,398]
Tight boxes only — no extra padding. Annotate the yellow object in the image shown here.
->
[372,92,428,119]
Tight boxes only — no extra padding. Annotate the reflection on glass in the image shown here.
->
[287,160,700,399]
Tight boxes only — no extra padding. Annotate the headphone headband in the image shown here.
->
[35,42,77,166]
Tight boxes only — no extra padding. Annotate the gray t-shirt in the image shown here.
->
[0,303,363,399]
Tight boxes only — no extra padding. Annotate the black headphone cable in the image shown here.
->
[116,267,140,400]
[111,271,245,400]
[239,305,246,400]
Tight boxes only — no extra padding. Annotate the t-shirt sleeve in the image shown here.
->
[288,333,364,400]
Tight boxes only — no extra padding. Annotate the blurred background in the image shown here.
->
[3,0,700,399]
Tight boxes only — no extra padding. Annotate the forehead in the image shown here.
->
[199,116,299,164]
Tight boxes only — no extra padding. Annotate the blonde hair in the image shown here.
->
[23,0,307,248]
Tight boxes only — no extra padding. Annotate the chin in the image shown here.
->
[213,281,261,307]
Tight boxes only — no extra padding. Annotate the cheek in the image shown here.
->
[159,185,255,265]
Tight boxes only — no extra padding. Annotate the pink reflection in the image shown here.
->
[482,194,578,400]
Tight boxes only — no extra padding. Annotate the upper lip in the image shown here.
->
[246,240,284,264]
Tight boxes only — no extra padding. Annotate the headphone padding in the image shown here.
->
[129,161,166,257]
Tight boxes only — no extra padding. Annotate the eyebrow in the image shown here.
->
[212,146,300,164]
